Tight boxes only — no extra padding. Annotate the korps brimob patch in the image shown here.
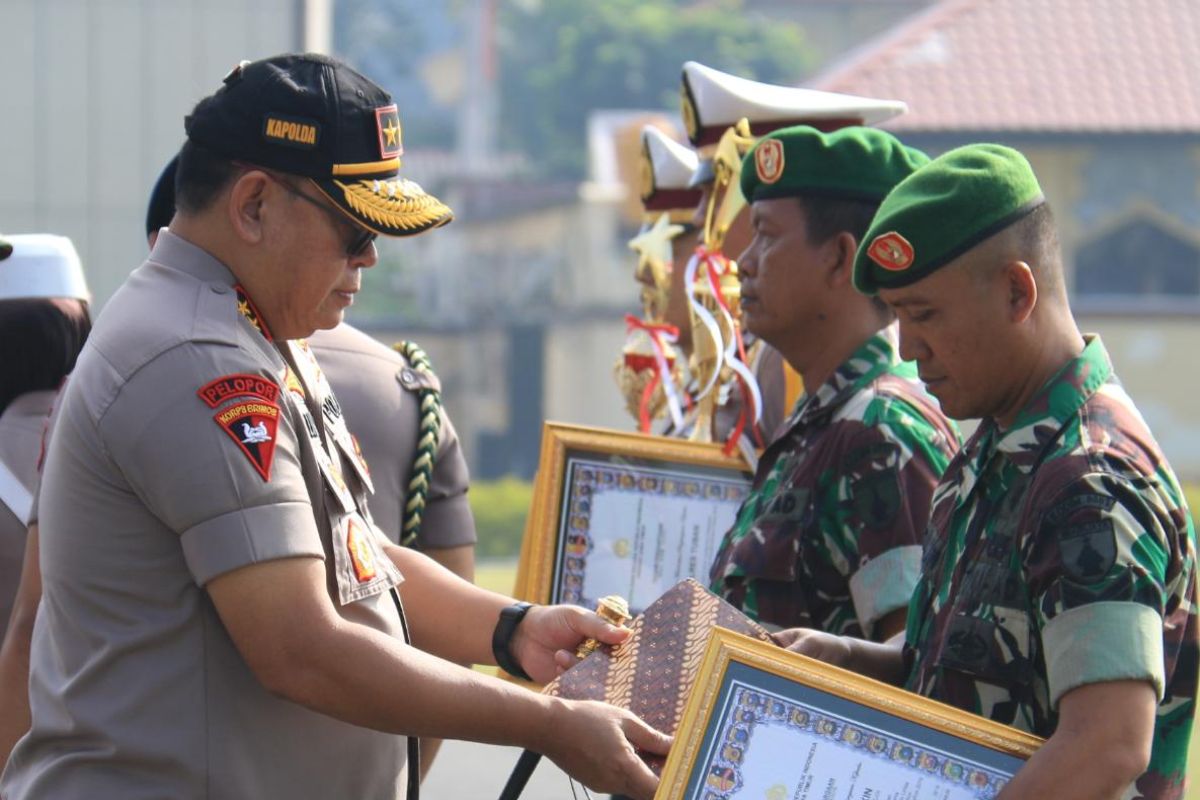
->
[214,400,280,481]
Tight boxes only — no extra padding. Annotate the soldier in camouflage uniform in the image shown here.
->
[708,126,959,641]
[784,144,1196,799]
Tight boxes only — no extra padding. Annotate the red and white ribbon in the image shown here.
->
[624,314,685,432]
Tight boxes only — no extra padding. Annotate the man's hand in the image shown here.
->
[512,605,631,684]
[771,627,907,685]
[539,697,671,800]
[772,628,856,667]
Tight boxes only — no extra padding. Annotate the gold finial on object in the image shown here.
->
[575,595,632,659]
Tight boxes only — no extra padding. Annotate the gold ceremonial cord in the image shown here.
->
[393,341,443,547]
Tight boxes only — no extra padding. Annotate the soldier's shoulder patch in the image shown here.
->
[197,373,281,408]
[214,399,281,481]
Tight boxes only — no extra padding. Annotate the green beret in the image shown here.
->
[853,143,1045,295]
[740,125,930,205]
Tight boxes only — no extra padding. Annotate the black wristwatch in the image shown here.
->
[492,601,534,681]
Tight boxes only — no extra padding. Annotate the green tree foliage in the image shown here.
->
[468,476,535,558]
[497,0,811,178]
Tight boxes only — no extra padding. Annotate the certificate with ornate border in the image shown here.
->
[659,629,1042,800]
[513,422,753,615]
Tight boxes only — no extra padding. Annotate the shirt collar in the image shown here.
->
[793,324,903,427]
[989,334,1113,473]
[148,229,238,287]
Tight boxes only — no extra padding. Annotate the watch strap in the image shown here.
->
[492,601,534,682]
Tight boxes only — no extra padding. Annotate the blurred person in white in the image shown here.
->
[0,233,91,764]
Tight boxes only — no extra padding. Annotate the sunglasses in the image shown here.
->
[263,172,378,257]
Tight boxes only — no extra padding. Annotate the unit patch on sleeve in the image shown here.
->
[214,400,281,481]
[197,374,281,408]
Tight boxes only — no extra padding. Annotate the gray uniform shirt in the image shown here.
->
[1,232,410,799]
[309,324,475,549]
[0,390,54,641]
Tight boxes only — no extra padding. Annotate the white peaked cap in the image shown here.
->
[681,61,907,145]
[0,234,90,302]
[642,125,699,192]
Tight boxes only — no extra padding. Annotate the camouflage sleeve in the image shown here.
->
[1023,472,1170,707]
[835,414,942,637]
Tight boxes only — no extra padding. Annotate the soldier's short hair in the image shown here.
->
[795,194,880,246]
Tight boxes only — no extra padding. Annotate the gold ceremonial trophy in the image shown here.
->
[687,119,756,443]
[614,212,687,433]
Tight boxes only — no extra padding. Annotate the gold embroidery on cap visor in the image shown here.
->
[754,139,785,185]
[327,177,453,237]
[867,231,915,271]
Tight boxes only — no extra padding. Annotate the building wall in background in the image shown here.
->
[0,0,327,305]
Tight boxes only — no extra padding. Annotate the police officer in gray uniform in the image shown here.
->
[148,156,478,576]
[0,54,668,800]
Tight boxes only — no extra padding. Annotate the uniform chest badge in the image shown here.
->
[345,516,378,583]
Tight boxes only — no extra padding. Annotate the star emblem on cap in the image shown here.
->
[374,104,403,160]
[383,120,400,147]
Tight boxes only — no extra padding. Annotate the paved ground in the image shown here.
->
[422,739,578,800]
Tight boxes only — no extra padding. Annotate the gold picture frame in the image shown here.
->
[513,422,753,614]
[659,628,1042,799]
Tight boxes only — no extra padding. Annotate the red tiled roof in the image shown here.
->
[811,0,1200,133]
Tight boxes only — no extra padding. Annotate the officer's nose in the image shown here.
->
[354,239,379,269]
[896,319,928,363]
[737,239,759,279]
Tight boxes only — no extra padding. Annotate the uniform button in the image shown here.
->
[210,284,230,294]
[400,369,416,386]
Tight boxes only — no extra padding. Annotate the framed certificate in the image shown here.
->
[513,422,753,615]
[659,629,1042,800]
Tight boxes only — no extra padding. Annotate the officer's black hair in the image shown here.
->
[795,194,880,247]
[0,298,91,415]
[795,194,891,315]
[175,139,241,215]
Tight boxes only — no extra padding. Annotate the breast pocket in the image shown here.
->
[728,486,812,583]
[937,560,1035,690]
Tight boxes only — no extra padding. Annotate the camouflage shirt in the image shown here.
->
[905,336,1197,799]
[709,327,960,636]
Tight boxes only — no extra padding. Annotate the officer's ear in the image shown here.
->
[1003,260,1037,323]
[226,171,271,246]
[824,231,858,289]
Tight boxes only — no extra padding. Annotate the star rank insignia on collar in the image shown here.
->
[375,105,403,160]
